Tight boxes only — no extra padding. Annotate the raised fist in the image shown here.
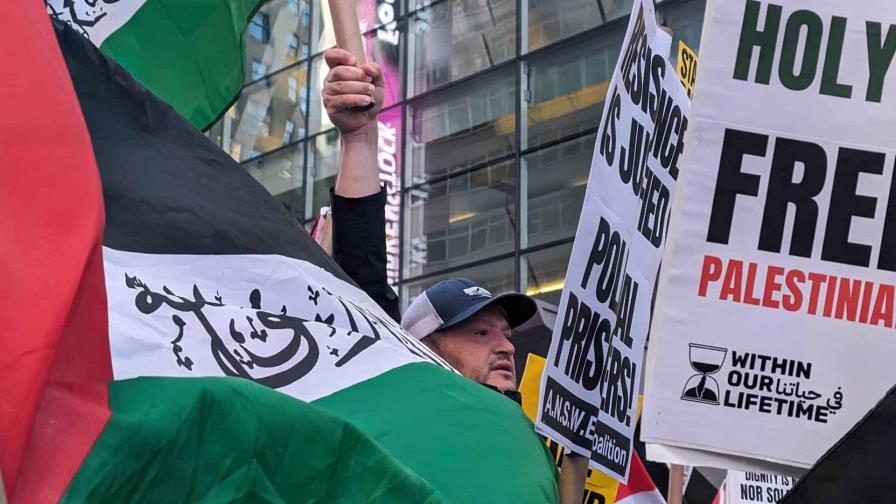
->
[322,48,385,138]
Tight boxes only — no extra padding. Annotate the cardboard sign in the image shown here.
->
[643,0,896,469]
[536,0,691,482]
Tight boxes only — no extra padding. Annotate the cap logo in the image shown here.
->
[463,286,492,298]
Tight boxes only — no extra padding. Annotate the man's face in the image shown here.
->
[424,306,516,392]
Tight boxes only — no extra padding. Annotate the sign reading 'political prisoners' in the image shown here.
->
[643,0,896,469]
[536,0,690,483]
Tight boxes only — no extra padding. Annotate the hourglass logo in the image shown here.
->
[681,343,728,405]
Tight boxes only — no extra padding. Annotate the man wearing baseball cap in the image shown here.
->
[401,278,537,393]
[320,48,538,395]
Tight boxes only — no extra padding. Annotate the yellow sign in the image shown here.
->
[519,354,620,504]
[676,40,698,98]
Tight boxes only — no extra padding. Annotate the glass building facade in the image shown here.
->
[208,0,707,308]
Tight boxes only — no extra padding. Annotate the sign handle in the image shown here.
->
[558,453,589,504]
[668,464,685,504]
[327,0,367,64]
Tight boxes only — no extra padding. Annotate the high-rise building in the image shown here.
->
[208,0,706,308]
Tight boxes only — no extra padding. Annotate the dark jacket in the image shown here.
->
[330,187,400,321]
[330,188,522,405]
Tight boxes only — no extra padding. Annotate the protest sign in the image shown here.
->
[520,355,622,503]
[536,0,690,482]
[642,0,896,470]
[725,471,795,504]
[676,41,698,98]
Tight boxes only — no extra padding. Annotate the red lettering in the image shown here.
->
[698,255,723,297]
[762,266,784,309]
[834,277,861,322]
[823,275,838,318]
[806,273,827,316]
[743,262,761,305]
[870,284,894,327]
[859,281,874,324]
[706,258,895,328]
[720,259,744,302]
[782,269,805,312]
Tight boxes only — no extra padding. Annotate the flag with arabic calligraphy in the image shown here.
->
[0,10,557,504]
[45,0,261,130]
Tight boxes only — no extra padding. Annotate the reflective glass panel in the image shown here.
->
[404,161,516,278]
[527,31,621,148]
[409,0,516,96]
[243,143,306,222]
[600,0,636,23]
[244,0,313,81]
[216,64,309,162]
[309,128,341,213]
[522,242,574,305]
[659,0,706,65]
[401,256,515,310]
[408,67,515,184]
[524,134,595,247]
[527,0,601,52]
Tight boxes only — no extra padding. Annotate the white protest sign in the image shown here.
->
[725,471,795,504]
[643,0,896,469]
[535,0,690,482]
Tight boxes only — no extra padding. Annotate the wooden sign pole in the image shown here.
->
[668,464,685,504]
[558,453,589,504]
[327,0,367,65]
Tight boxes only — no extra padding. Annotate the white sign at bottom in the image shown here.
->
[725,471,796,504]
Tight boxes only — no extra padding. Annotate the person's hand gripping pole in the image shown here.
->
[324,0,386,198]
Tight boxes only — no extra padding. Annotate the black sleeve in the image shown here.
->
[330,187,401,321]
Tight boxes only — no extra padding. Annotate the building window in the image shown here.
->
[288,0,300,14]
[283,119,295,144]
[251,59,268,80]
[300,2,311,27]
[301,42,310,58]
[249,12,270,43]
[288,33,300,57]
[288,77,298,102]
[299,86,309,114]
[261,109,272,138]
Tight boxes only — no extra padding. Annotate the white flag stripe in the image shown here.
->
[103,247,451,402]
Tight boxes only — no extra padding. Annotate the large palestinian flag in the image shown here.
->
[1,5,557,503]
[45,0,261,129]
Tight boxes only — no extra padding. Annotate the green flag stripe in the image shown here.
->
[61,376,447,503]
[100,0,259,130]
[61,364,558,502]
[314,363,559,503]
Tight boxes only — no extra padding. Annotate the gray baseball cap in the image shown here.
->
[401,278,537,340]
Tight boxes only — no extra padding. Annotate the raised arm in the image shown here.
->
[322,48,399,320]
[323,48,384,198]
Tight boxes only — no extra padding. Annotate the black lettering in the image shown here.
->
[866,22,896,103]
[582,217,611,290]
[619,118,647,189]
[822,147,885,267]
[599,89,622,166]
[554,293,579,367]
[877,158,896,271]
[733,0,783,84]
[707,129,768,244]
[778,10,823,91]
[758,137,827,257]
